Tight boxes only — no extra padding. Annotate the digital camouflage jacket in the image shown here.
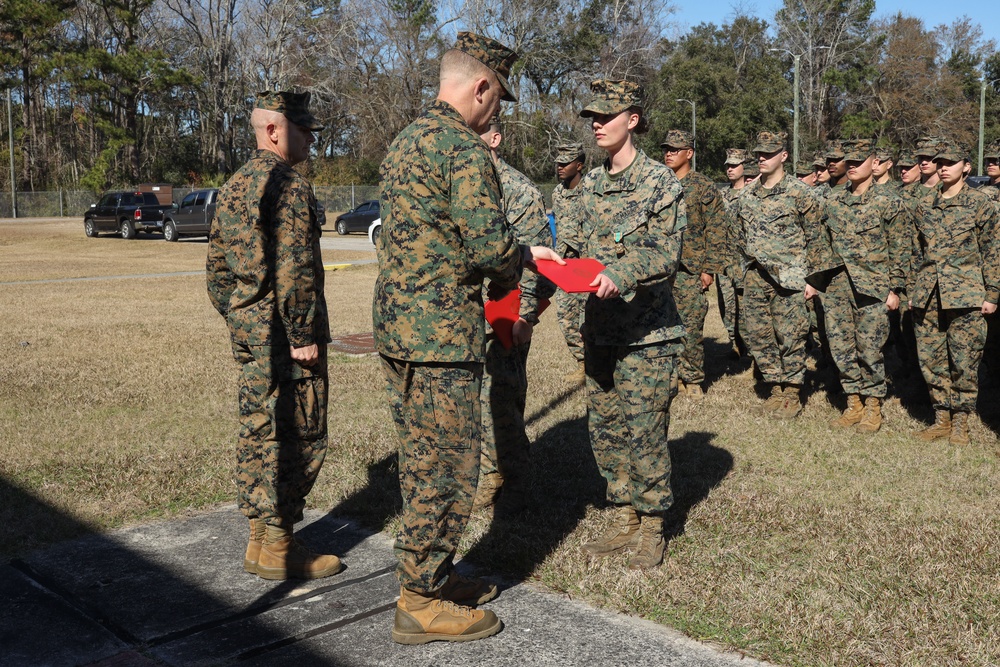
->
[373,100,523,363]
[579,150,687,347]
[207,149,329,348]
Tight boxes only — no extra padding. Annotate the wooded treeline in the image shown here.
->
[1,0,998,190]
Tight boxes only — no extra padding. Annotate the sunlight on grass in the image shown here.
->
[2,219,999,666]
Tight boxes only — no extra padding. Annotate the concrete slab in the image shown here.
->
[3,507,777,667]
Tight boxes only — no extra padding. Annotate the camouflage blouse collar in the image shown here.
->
[748,171,791,197]
[427,99,472,133]
[929,182,971,208]
[594,150,646,195]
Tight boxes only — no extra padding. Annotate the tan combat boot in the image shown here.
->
[949,411,970,445]
[472,471,503,511]
[243,518,265,574]
[760,384,784,413]
[831,394,864,428]
[686,383,705,400]
[775,384,802,419]
[628,514,665,571]
[858,397,883,433]
[392,587,502,645]
[916,409,952,442]
[255,524,343,580]
[437,571,498,606]
[582,506,640,556]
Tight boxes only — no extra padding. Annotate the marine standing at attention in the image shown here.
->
[207,91,343,581]
[908,141,999,445]
[374,31,561,644]
[661,129,727,396]
[551,142,589,383]
[733,131,831,418]
[575,79,686,571]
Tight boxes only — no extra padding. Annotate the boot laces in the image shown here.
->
[433,598,475,619]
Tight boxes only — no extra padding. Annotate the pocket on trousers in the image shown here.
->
[279,376,327,441]
[424,369,477,450]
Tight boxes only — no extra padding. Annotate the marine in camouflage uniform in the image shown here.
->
[475,122,557,510]
[207,91,342,581]
[898,136,945,204]
[719,148,749,357]
[374,33,561,643]
[551,142,588,380]
[980,141,1000,380]
[872,146,896,190]
[577,80,686,571]
[908,141,1000,445]
[814,139,910,432]
[661,130,727,395]
[885,148,923,379]
[733,131,834,418]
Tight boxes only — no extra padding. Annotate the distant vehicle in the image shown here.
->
[966,175,991,188]
[84,191,174,239]
[368,218,381,248]
[163,188,218,241]
[334,200,380,235]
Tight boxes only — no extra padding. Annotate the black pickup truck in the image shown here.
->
[162,188,218,241]
[84,191,174,239]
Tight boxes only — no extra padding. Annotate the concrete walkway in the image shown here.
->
[2,507,776,667]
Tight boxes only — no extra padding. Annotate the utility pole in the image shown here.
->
[771,47,828,168]
[7,89,15,219]
[676,99,696,172]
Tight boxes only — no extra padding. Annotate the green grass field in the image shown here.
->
[2,219,999,666]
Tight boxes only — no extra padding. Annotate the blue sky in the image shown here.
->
[671,1,1000,43]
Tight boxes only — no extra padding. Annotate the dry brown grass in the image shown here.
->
[2,220,999,666]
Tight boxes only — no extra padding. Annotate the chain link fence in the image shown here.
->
[0,183,556,218]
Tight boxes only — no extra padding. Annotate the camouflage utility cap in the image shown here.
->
[744,162,760,176]
[933,141,970,163]
[256,91,324,131]
[811,152,827,168]
[794,161,813,176]
[454,31,519,102]
[555,142,585,164]
[915,135,945,158]
[752,131,787,153]
[824,140,846,160]
[725,148,748,165]
[844,139,874,162]
[984,141,1000,160]
[896,150,917,167]
[580,79,644,117]
[660,129,693,149]
[875,146,894,162]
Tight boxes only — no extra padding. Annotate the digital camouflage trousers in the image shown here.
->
[556,289,586,364]
[381,355,481,594]
[233,343,329,528]
[912,301,987,412]
[584,341,679,515]
[741,266,809,386]
[673,269,709,384]
[479,335,531,481]
[822,269,889,398]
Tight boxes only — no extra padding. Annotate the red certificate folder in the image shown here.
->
[485,288,550,349]
[533,258,605,293]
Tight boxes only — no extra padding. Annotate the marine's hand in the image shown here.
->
[886,292,900,311]
[983,301,997,315]
[524,245,565,269]
[512,318,534,345]
[804,285,818,300]
[591,273,620,299]
[486,281,513,302]
[291,344,320,366]
[700,272,714,291]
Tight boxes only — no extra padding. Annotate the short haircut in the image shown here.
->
[440,49,492,84]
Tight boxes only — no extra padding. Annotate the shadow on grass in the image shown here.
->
[663,431,733,541]
[325,453,402,534]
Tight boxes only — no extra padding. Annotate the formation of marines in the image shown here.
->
[208,29,999,647]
